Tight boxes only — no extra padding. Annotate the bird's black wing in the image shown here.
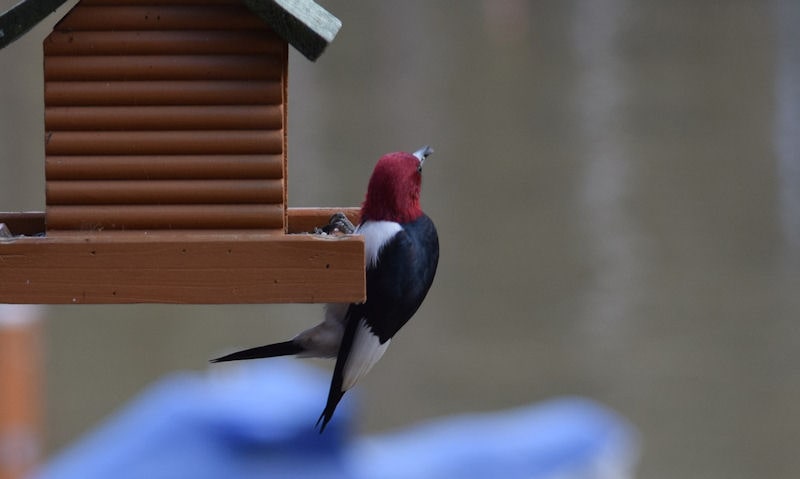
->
[364,214,439,342]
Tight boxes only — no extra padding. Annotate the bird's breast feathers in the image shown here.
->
[356,220,403,268]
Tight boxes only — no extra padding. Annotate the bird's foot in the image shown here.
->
[315,212,356,235]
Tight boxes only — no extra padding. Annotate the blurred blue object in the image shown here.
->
[33,361,637,479]
[353,398,638,479]
[34,361,354,479]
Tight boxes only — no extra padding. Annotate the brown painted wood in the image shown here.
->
[45,55,282,81]
[0,309,42,479]
[45,81,283,106]
[0,233,365,304]
[46,204,284,230]
[44,30,283,56]
[45,130,283,156]
[45,105,283,131]
[287,207,361,233]
[42,3,288,234]
[46,179,284,205]
[0,208,359,236]
[55,5,267,31]
[45,155,284,180]
[0,212,45,236]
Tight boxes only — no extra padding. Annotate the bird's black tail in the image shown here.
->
[316,388,345,433]
[316,311,361,433]
[210,340,302,363]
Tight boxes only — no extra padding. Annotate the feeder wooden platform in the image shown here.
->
[0,208,363,304]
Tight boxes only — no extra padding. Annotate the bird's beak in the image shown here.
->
[413,145,434,165]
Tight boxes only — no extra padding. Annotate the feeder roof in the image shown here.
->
[0,0,341,61]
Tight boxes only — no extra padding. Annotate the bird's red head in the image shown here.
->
[360,146,433,224]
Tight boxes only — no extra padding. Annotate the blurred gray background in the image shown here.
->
[2,1,800,478]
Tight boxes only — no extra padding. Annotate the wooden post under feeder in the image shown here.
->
[0,306,43,479]
[0,0,366,305]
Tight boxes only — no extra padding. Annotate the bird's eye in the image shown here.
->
[417,165,423,173]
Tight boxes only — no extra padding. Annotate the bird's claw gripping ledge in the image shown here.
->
[314,212,356,235]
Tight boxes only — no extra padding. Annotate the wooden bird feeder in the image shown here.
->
[0,0,366,304]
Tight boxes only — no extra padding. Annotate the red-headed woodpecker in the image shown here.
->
[211,146,439,432]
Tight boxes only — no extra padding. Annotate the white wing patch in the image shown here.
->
[356,220,402,268]
[342,319,390,391]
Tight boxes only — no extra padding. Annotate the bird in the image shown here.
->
[211,146,439,432]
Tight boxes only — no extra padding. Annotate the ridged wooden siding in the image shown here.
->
[43,0,287,232]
